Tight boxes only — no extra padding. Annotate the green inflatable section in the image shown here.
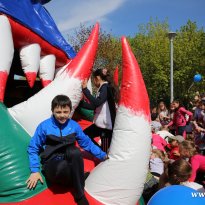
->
[0,103,47,203]
[139,196,145,205]
[79,107,94,122]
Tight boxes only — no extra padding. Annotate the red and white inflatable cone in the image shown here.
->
[39,54,56,87]
[20,43,41,88]
[85,37,151,205]
[24,72,37,88]
[67,23,99,80]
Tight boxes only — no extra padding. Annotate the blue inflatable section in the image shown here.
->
[0,0,76,59]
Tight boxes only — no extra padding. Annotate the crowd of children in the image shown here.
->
[143,95,205,203]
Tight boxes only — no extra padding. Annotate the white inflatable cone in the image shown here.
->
[39,54,56,87]
[85,37,151,205]
[20,43,41,88]
[0,15,14,102]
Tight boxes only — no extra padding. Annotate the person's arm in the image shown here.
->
[26,124,46,189]
[166,120,173,127]
[82,84,108,109]
[180,107,193,122]
[192,120,205,132]
[74,122,107,160]
[189,156,200,182]
[27,125,46,172]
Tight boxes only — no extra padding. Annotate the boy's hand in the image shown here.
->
[103,154,109,161]
[26,172,44,189]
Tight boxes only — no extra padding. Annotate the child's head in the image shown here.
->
[186,133,194,142]
[92,69,108,88]
[194,99,201,108]
[168,135,184,147]
[201,101,205,111]
[151,113,158,121]
[169,102,175,111]
[51,95,72,124]
[172,99,181,110]
[179,140,197,158]
[151,149,165,161]
[157,101,167,112]
[167,159,192,185]
[151,107,157,114]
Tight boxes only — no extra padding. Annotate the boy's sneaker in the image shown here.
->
[76,195,89,205]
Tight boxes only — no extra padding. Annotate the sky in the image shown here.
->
[45,0,205,38]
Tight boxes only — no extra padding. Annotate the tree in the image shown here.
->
[130,19,170,105]
[174,20,205,101]
[130,19,205,106]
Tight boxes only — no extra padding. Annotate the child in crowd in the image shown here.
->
[151,127,167,152]
[159,159,205,192]
[150,149,165,178]
[192,100,205,155]
[26,95,107,205]
[157,101,170,125]
[193,100,203,126]
[143,149,165,204]
[179,140,205,185]
[151,107,158,115]
[165,135,184,161]
[166,99,193,138]
[151,113,162,133]
[194,131,205,155]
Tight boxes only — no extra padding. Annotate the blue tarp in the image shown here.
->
[0,0,76,59]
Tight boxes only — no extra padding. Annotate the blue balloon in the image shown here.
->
[148,185,205,205]
[194,74,202,82]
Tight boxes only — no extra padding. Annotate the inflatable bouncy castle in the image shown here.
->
[0,1,151,204]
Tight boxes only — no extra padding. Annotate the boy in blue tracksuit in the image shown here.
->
[26,95,107,205]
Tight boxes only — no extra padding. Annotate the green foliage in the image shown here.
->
[174,20,205,100]
[68,20,205,107]
[130,19,170,105]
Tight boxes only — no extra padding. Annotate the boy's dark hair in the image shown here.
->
[51,95,72,111]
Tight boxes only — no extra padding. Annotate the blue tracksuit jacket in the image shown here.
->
[28,116,106,172]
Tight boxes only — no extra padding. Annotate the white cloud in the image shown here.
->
[46,0,125,32]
